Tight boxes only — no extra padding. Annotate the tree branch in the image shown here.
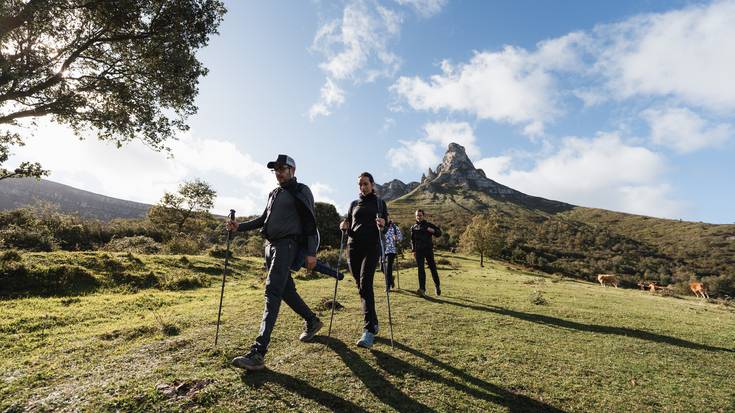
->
[0,29,106,103]
[0,103,56,124]
[0,0,46,38]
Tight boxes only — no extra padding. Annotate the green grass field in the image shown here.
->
[1,251,734,412]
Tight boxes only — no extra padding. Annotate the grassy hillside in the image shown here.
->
[2,251,734,412]
[560,207,735,276]
[387,190,735,296]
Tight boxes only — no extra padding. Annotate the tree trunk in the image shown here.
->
[480,252,484,267]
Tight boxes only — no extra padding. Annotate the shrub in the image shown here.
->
[208,247,233,259]
[0,224,57,251]
[436,257,451,266]
[317,247,346,269]
[1,263,99,297]
[106,271,158,289]
[529,290,548,305]
[158,271,210,290]
[103,236,161,254]
[0,250,22,263]
[162,237,200,255]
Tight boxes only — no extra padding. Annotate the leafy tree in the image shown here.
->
[0,0,226,179]
[315,202,341,249]
[460,213,504,267]
[0,132,48,180]
[147,179,216,237]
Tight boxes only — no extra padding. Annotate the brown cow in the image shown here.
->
[689,282,709,299]
[597,274,619,288]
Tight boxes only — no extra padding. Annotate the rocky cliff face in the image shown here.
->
[421,143,518,195]
[374,179,419,202]
[394,142,573,214]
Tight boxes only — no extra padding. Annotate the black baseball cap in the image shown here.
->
[267,154,296,170]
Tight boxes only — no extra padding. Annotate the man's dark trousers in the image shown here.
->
[415,248,440,291]
[253,238,315,355]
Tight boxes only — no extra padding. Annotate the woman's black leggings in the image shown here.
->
[348,244,378,334]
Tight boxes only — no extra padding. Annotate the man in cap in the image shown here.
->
[226,154,323,371]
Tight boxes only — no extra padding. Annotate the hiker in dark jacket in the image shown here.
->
[226,154,323,371]
[339,172,387,349]
[411,209,442,297]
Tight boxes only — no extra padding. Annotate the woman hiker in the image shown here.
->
[340,172,388,349]
[383,219,403,290]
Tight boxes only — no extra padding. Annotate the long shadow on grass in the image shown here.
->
[242,369,370,412]
[412,292,732,353]
[372,338,566,413]
[313,336,435,412]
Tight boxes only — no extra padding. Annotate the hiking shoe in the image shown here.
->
[232,350,265,371]
[356,330,375,348]
[435,286,441,296]
[336,271,345,281]
[299,317,323,342]
[417,288,426,297]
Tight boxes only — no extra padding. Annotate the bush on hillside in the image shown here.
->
[162,237,200,255]
[0,263,99,297]
[0,223,57,251]
[158,270,210,290]
[103,236,162,254]
[0,250,23,263]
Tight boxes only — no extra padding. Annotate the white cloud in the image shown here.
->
[312,2,401,82]
[391,44,576,136]
[309,0,448,119]
[309,78,346,120]
[642,106,731,153]
[310,182,338,206]
[594,0,735,112]
[393,0,447,17]
[387,121,478,171]
[423,121,479,157]
[474,155,512,178]
[387,139,440,170]
[393,1,735,139]
[475,133,687,218]
[7,121,274,216]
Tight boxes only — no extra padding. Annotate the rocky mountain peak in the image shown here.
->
[436,143,475,175]
[424,143,508,193]
[378,142,573,213]
[374,179,419,202]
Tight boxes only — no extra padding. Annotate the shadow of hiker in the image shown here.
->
[440,296,733,353]
[241,369,370,413]
[372,339,566,413]
[312,335,436,412]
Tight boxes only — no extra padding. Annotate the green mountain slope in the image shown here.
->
[385,144,735,295]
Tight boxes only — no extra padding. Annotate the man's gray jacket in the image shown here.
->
[237,178,318,256]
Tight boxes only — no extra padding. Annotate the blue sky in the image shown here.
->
[10,0,735,223]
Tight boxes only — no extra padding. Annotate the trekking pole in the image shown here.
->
[377,214,394,348]
[214,209,236,347]
[328,229,346,337]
